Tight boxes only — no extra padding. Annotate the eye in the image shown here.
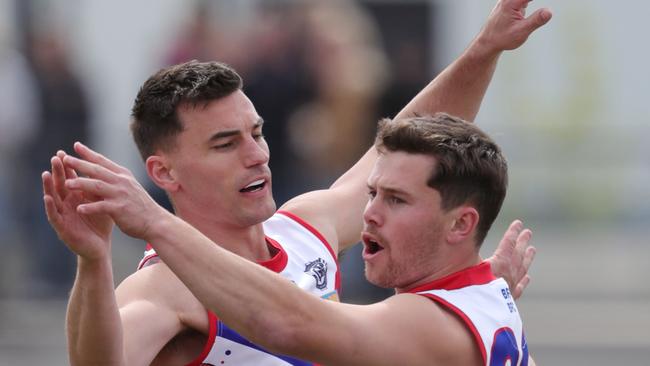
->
[367,189,377,200]
[388,196,404,205]
[213,141,235,150]
[253,133,265,140]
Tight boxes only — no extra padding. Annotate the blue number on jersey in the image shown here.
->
[489,327,528,366]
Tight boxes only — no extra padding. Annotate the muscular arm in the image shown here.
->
[43,154,192,366]
[282,0,552,252]
[66,258,126,365]
[138,211,479,366]
[65,254,199,366]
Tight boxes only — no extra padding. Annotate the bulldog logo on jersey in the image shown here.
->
[304,258,328,290]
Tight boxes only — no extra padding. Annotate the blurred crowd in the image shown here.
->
[0,0,433,302]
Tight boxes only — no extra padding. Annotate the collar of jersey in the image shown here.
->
[257,236,289,273]
[406,261,496,293]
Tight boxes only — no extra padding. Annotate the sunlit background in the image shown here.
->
[0,0,648,364]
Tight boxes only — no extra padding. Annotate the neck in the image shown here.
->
[174,206,272,262]
[396,247,482,294]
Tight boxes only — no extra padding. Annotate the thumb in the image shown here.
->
[521,8,553,35]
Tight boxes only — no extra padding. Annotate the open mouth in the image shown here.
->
[363,236,385,256]
[240,179,266,193]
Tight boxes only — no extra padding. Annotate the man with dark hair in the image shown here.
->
[43,1,550,364]
[56,113,533,365]
[130,61,244,160]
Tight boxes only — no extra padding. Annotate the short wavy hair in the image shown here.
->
[375,113,508,246]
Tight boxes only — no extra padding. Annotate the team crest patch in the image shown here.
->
[304,258,328,290]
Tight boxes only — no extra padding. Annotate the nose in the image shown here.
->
[363,198,382,227]
[243,137,269,167]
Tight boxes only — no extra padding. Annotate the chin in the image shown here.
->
[364,267,395,289]
[242,198,276,225]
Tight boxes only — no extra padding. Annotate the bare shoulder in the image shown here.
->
[116,261,208,334]
[114,262,211,365]
[382,294,483,365]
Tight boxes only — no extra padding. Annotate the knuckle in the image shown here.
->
[93,180,104,191]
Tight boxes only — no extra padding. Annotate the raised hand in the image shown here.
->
[42,151,114,260]
[487,220,535,300]
[477,0,552,54]
[61,142,168,241]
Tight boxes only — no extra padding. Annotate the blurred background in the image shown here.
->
[0,0,648,364]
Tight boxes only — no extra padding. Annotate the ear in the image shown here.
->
[447,206,479,245]
[146,155,179,192]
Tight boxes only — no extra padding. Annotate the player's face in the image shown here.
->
[362,151,452,290]
[166,90,275,227]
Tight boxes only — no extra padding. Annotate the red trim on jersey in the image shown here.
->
[260,237,289,273]
[420,293,487,364]
[407,261,496,293]
[138,237,289,272]
[137,252,158,270]
[185,311,219,366]
[276,210,341,291]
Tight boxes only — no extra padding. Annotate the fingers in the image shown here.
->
[514,228,532,255]
[521,7,552,34]
[43,194,63,228]
[497,219,524,256]
[42,171,63,227]
[42,170,57,208]
[65,176,116,200]
[51,156,68,203]
[57,150,79,179]
[73,142,127,174]
[513,235,535,300]
[513,274,531,300]
[44,162,65,211]
[63,154,118,183]
[521,245,537,273]
[505,220,524,245]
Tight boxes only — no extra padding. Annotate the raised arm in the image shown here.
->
[43,153,124,365]
[43,153,193,366]
[394,0,553,123]
[280,0,552,252]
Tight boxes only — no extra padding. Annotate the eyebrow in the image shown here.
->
[208,118,264,142]
[367,184,411,198]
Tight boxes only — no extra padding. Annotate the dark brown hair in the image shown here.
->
[375,113,508,246]
[130,60,243,160]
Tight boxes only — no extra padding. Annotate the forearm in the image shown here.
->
[333,37,500,188]
[146,212,328,355]
[67,256,125,366]
[394,36,500,122]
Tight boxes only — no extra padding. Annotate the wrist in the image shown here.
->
[468,31,503,63]
[77,254,113,276]
[142,208,178,244]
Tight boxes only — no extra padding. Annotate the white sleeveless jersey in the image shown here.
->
[409,262,529,366]
[138,210,340,366]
